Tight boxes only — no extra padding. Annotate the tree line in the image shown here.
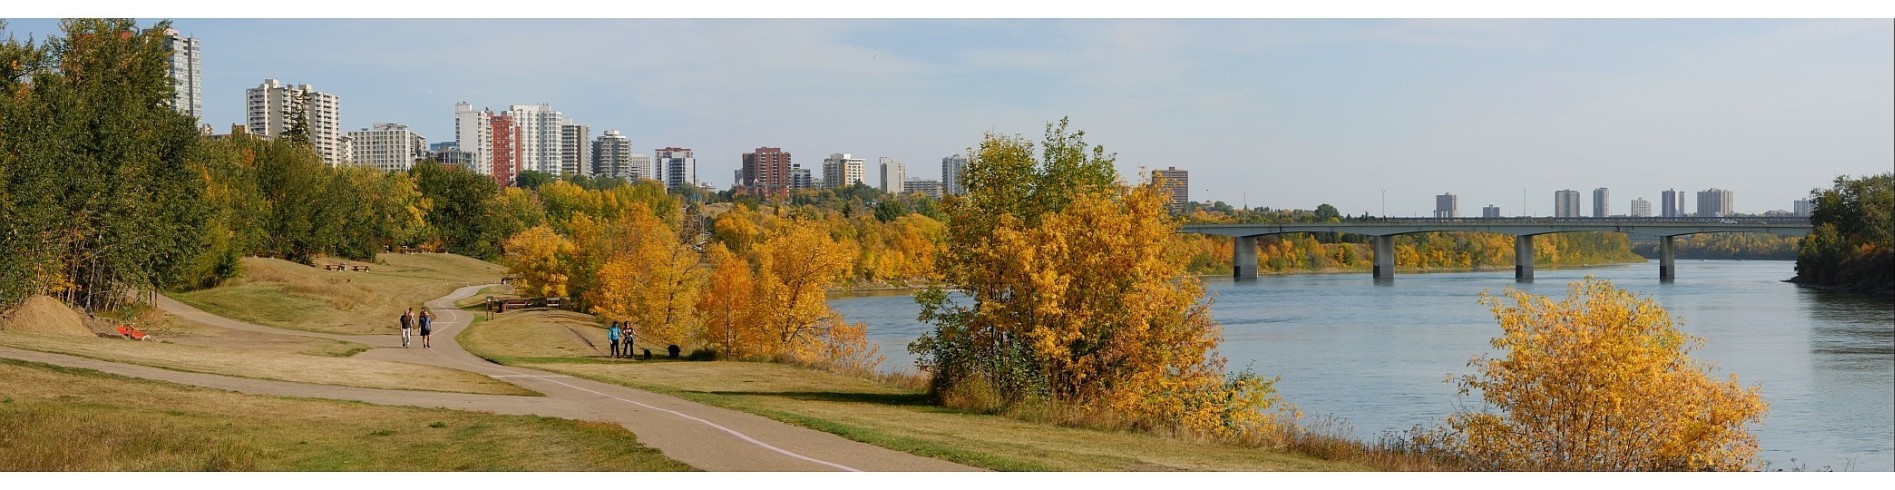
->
[1794,172,1894,293]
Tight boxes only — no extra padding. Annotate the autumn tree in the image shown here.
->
[698,243,763,359]
[589,208,702,347]
[748,218,878,370]
[1433,278,1767,471]
[502,225,575,298]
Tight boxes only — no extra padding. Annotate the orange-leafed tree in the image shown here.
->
[502,225,575,298]
[1436,277,1768,471]
[698,242,763,359]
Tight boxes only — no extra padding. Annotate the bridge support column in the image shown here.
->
[1372,235,1395,280]
[1659,235,1676,281]
[1233,236,1257,279]
[1515,235,1535,282]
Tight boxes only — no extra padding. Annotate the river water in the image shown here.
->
[829,260,1894,471]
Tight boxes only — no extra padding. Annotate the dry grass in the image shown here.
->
[0,332,532,396]
[0,358,692,471]
[459,309,1366,471]
[172,254,505,336]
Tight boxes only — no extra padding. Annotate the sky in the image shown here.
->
[3,12,1890,217]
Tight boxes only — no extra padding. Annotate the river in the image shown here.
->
[829,260,1895,471]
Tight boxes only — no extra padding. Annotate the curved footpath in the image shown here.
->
[1,285,975,472]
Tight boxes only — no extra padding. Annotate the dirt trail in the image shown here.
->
[3,285,975,472]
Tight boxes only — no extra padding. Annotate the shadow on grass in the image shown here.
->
[704,390,935,407]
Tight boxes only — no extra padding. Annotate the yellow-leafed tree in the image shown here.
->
[590,210,701,347]
[1439,278,1767,471]
[502,225,575,298]
[750,218,879,371]
[698,243,763,359]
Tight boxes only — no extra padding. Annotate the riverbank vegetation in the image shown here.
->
[1632,233,1800,261]
[1793,173,1893,294]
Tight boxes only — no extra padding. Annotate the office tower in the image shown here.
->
[823,153,866,189]
[1593,187,1611,217]
[1554,189,1581,218]
[1150,167,1190,213]
[942,154,968,195]
[345,123,427,172]
[791,166,812,190]
[490,113,521,186]
[742,147,793,199]
[1661,189,1686,218]
[1793,199,1813,217]
[559,124,590,176]
[505,104,567,175]
[1483,205,1501,218]
[591,130,632,179]
[656,147,696,191]
[454,102,493,176]
[162,28,201,119]
[880,157,907,194]
[246,79,343,165]
[1630,198,1652,217]
[1434,192,1458,218]
[1697,188,1734,217]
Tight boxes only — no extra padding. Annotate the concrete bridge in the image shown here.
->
[1180,217,1811,281]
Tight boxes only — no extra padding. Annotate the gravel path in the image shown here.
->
[4,285,976,472]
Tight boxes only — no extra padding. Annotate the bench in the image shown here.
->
[115,324,150,341]
[322,263,346,271]
[351,265,371,272]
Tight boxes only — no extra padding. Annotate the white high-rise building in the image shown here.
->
[246,79,343,165]
[628,154,653,181]
[942,154,968,195]
[879,157,906,194]
[453,102,493,177]
[505,104,568,176]
[1630,198,1652,217]
[823,153,866,189]
[162,28,201,120]
[345,123,427,172]
[591,130,632,179]
[560,123,590,176]
[656,147,696,191]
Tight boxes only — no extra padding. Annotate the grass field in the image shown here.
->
[0,358,693,471]
[459,309,1367,471]
[171,254,505,336]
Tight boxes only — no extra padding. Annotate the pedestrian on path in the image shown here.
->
[623,323,635,360]
[419,308,433,348]
[607,322,622,359]
[399,308,413,348]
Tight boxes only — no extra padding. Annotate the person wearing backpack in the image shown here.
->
[399,308,414,348]
[418,308,433,348]
[607,322,622,359]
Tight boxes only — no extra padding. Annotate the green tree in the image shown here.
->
[1794,173,1894,292]
[514,170,555,190]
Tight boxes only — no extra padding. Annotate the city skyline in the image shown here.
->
[3,16,1889,215]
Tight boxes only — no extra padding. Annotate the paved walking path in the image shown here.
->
[4,285,976,472]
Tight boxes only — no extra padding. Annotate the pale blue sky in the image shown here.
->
[4,18,1890,216]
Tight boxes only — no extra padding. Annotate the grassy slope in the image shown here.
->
[0,358,692,471]
[461,308,1366,472]
[172,254,505,336]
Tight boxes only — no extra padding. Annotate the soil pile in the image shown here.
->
[1,295,95,337]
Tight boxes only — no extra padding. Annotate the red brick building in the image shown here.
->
[490,114,521,187]
[740,147,793,199]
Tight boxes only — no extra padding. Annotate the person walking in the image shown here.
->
[418,308,433,348]
[399,308,413,348]
[623,323,634,360]
[607,322,622,359]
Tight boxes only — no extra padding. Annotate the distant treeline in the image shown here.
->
[1180,231,1646,275]
[1630,234,1801,261]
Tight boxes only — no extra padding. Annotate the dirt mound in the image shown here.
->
[1,295,96,337]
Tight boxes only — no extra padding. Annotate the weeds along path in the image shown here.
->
[3,286,974,472]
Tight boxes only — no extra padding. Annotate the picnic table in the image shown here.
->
[322,263,346,271]
[350,265,371,272]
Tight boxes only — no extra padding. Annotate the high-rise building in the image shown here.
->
[162,28,201,120]
[791,166,812,190]
[1153,167,1190,213]
[880,157,906,195]
[942,154,968,195]
[656,147,696,191]
[822,153,866,189]
[1793,199,1813,217]
[1593,187,1611,217]
[345,123,427,173]
[505,104,567,176]
[453,102,493,177]
[559,124,590,176]
[741,147,793,199]
[431,142,472,168]
[1697,188,1734,217]
[1630,198,1652,217]
[490,113,521,187]
[1482,205,1502,218]
[246,79,343,165]
[591,130,633,179]
[1434,192,1459,218]
[905,179,943,198]
[1661,189,1686,218]
[628,154,653,181]
[1554,189,1582,218]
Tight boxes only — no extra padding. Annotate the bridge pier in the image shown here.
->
[1233,236,1257,280]
[1372,235,1395,280]
[1659,235,1676,281]
[1514,235,1535,282]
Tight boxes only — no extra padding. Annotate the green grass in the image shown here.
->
[0,357,693,471]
